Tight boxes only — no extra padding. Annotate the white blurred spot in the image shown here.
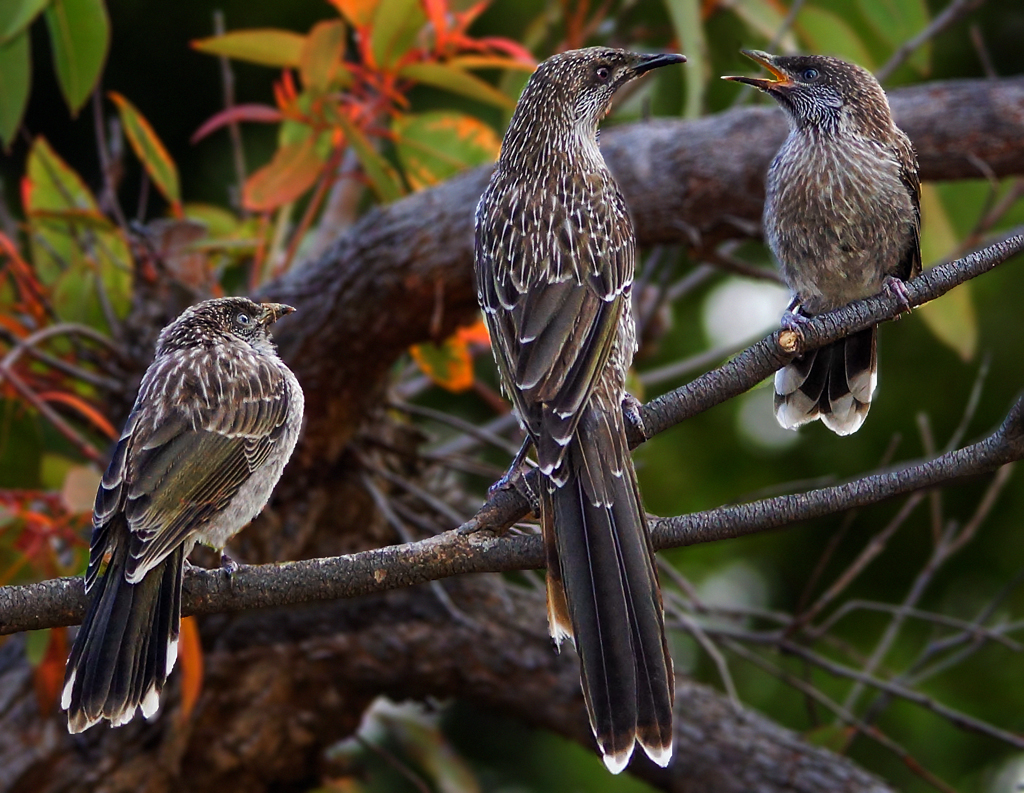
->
[989,753,1024,792]
[702,278,791,348]
[737,390,800,452]
[698,561,770,622]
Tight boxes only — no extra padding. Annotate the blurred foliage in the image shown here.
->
[0,0,1023,791]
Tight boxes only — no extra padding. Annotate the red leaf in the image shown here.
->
[242,136,326,212]
[31,627,68,716]
[191,104,283,144]
[35,390,118,440]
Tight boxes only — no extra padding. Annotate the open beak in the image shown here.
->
[260,302,296,325]
[722,50,792,91]
[633,52,687,76]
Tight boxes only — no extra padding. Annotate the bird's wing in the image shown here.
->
[894,130,922,281]
[93,349,293,583]
[476,177,633,468]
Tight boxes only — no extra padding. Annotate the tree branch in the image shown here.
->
[3,383,1020,636]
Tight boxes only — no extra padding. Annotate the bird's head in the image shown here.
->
[723,51,891,135]
[503,47,684,159]
[156,297,296,355]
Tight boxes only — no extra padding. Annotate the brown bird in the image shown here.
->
[474,47,684,772]
[62,297,304,733]
[725,51,921,434]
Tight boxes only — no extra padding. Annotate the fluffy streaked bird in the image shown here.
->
[62,297,304,733]
[474,47,684,773]
[725,51,921,434]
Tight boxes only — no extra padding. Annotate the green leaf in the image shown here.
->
[44,0,109,116]
[916,183,976,361]
[107,91,181,212]
[192,29,306,68]
[23,136,132,323]
[398,62,514,109]
[0,0,49,42]
[721,0,798,52]
[300,19,347,93]
[393,111,499,190]
[25,628,51,666]
[0,400,43,488]
[335,112,404,202]
[0,28,30,148]
[369,0,425,68]
[242,137,326,211]
[857,0,930,75]
[183,202,240,238]
[796,6,875,70]
[663,0,707,118]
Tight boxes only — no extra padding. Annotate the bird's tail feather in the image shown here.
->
[774,325,877,436]
[62,524,183,733]
[542,407,674,773]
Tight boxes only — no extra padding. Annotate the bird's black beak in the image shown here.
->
[260,303,296,325]
[632,52,686,76]
[722,50,792,91]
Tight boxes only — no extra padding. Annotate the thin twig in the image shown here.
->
[721,637,958,793]
[214,11,247,212]
[876,0,986,82]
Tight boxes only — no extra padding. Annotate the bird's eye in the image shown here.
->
[236,313,251,326]
[595,65,611,82]
[801,68,820,81]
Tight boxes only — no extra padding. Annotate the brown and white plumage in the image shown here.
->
[725,51,921,434]
[62,297,304,733]
[475,47,683,773]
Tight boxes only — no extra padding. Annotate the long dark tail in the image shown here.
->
[62,525,183,733]
[542,405,674,774]
[774,325,877,436]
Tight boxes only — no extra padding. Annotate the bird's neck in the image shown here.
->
[498,103,605,178]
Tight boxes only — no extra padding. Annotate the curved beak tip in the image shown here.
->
[261,303,297,324]
[723,49,789,89]
[634,52,687,75]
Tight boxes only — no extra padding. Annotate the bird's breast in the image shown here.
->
[764,132,915,311]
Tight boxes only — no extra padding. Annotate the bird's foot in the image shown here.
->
[461,445,539,536]
[780,309,811,332]
[220,551,240,575]
[487,439,533,500]
[622,393,647,441]
[883,276,913,315]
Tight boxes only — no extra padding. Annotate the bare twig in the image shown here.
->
[213,10,248,211]
[876,0,986,82]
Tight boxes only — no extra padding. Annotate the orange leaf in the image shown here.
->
[177,616,204,724]
[108,91,182,216]
[409,331,474,392]
[242,136,326,212]
[423,0,449,40]
[31,626,68,716]
[328,0,378,29]
[456,317,489,346]
[36,390,118,440]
